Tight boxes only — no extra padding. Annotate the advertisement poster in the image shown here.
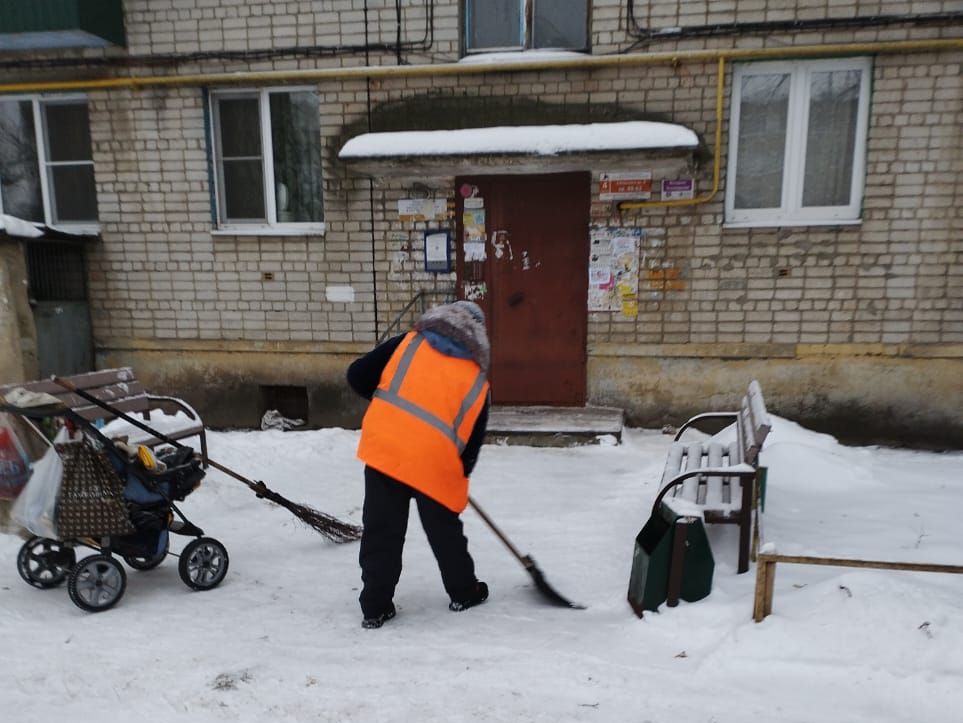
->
[424,230,451,273]
[588,226,643,316]
[462,201,486,244]
[398,198,448,222]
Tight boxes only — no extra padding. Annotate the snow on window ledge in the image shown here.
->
[211,224,326,237]
[458,50,589,65]
[723,218,863,230]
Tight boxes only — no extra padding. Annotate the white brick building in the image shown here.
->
[0,1,960,446]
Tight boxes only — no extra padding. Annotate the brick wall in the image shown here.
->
[82,50,961,351]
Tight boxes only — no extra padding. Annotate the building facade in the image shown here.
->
[0,1,960,446]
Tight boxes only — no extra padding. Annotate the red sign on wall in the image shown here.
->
[598,172,652,201]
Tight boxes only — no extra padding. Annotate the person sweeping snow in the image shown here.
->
[347,300,491,629]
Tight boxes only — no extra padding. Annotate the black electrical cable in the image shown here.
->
[624,4,963,46]
[363,1,380,342]
[0,0,435,71]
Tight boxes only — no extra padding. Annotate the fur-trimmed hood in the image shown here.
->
[414,300,490,372]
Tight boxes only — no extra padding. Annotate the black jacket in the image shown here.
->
[347,333,489,476]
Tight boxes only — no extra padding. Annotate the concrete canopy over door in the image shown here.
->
[456,172,589,406]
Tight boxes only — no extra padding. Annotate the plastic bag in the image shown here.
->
[0,413,32,500]
[260,409,304,431]
[11,428,69,539]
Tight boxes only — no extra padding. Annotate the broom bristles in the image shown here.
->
[297,505,364,543]
[256,484,362,542]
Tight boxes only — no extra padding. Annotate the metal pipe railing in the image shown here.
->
[376,288,455,345]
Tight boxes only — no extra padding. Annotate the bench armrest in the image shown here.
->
[146,394,202,422]
[673,412,738,441]
[144,394,209,467]
[652,463,757,514]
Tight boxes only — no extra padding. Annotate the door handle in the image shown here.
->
[507,291,524,307]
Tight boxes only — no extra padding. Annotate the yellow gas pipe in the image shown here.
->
[0,37,959,212]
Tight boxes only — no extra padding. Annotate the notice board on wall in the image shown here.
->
[588,226,643,316]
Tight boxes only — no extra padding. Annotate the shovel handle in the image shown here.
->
[467,495,527,564]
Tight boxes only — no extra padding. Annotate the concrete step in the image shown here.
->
[486,405,625,447]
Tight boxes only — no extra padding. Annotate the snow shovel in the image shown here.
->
[468,495,584,609]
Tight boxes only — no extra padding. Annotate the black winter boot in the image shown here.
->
[449,581,489,612]
[361,603,396,629]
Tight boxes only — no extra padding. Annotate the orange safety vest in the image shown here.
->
[357,331,490,512]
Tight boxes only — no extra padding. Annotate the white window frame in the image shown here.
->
[0,93,99,233]
[725,57,872,228]
[464,0,589,54]
[209,86,325,236]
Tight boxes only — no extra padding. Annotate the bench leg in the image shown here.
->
[200,431,209,469]
[737,476,754,573]
[751,506,759,564]
[666,518,690,608]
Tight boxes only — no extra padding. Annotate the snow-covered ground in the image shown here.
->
[1,416,961,723]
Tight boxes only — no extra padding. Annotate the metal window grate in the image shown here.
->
[27,242,87,301]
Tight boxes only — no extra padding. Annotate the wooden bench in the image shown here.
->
[0,367,208,463]
[653,380,771,576]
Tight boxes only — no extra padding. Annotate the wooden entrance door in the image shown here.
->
[456,172,589,405]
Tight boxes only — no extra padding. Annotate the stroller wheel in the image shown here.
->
[67,554,127,613]
[178,537,229,591]
[123,537,170,571]
[17,537,74,589]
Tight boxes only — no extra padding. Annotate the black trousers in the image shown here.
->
[359,465,477,617]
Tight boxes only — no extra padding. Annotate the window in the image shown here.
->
[0,95,97,227]
[465,0,588,53]
[726,58,871,226]
[210,88,323,231]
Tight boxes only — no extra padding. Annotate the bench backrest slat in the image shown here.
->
[739,379,772,465]
[0,367,149,420]
[746,379,772,444]
[69,396,153,421]
[679,442,704,501]
[661,443,686,488]
[704,441,726,506]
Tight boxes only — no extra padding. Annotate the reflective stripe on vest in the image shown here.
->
[372,334,487,453]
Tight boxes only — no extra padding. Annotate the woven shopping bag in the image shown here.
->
[55,438,134,539]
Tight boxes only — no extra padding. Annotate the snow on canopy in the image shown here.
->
[338,121,699,159]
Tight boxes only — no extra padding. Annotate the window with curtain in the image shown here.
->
[726,58,871,226]
[210,87,323,230]
[0,96,97,227]
[465,0,588,53]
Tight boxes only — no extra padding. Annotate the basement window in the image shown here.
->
[259,385,309,426]
[465,0,588,53]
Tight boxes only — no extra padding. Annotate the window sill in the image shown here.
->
[211,224,326,237]
[459,49,589,63]
[47,222,101,236]
[723,218,862,230]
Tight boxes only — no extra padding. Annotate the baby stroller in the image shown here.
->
[4,401,229,613]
